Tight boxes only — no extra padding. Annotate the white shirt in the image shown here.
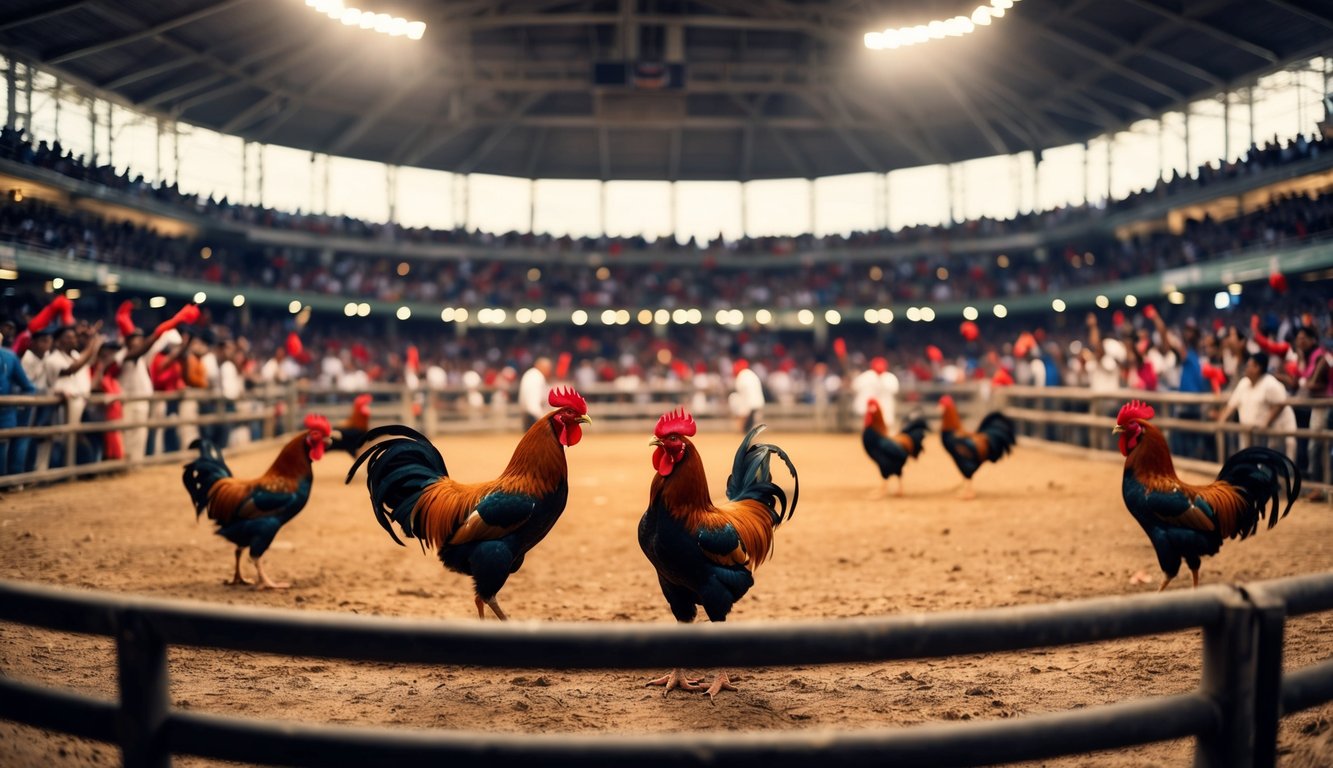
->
[219,360,245,400]
[850,369,900,425]
[734,367,765,412]
[518,366,548,419]
[22,349,49,391]
[118,333,173,399]
[1227,374,1296,429]
[45,348,91,399]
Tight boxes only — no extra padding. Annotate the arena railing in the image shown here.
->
[4,380,1326,494]
[994,385,1333,497]
[1,574,1332,767]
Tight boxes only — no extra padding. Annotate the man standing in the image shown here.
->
[44,324,102,467]
[731,358,765,433]
[517,356,552,431]
[0,333,36,476]
[18,329,53,473]
[1217,352,1297,460]
[850,356,900,429]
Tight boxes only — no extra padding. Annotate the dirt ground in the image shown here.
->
[1,428,1331,767]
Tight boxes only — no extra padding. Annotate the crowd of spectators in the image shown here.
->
[5,180,1333,312]
[0,123,1330,492]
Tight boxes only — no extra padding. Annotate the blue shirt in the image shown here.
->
[0,347,36,398]
[1178,348,1206,393]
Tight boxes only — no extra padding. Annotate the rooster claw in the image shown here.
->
[704,672,738,703]
[223,577,253,587]
[646,669,703,695]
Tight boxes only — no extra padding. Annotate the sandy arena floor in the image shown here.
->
[1,428,1331,767]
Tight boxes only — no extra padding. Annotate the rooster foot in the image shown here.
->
[224,575,253,587]
[704,672,738,703]
[253,559,290,590]
[646,669,703,696]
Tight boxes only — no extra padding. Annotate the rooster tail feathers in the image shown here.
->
[725,424,799,526]
[182,439,231,519]
[1216,447,1301,538]
[346,424,449,548]
[900,417,930,457]
[978,412,1017,460]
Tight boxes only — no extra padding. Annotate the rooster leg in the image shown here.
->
[1190,569,1200,589]
[224,548,252,586]
[252,557,290,590]
[474,596,487,620]
[485,597,509,621]
[866,479,889,500]
[703,671,739,702]
[1157,575,1173,592]
[958,479,976,501]
[645,669,703,696]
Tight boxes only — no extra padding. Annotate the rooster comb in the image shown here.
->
[1116,400,1155,426]
[304,413,332,438]
[939,394,955,409]
[548,386,587,415]
[654,407,697,439]
[353,393,373,406]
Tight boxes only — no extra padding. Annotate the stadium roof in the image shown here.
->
[2,0,1332,181]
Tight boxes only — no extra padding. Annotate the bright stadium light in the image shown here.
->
[755,309,772,325]
[1095,294,1110,309]
[797,309,814,326]
[963,306,979,321]
[601,309,617,325]
[905,307,921,322]
[921,307,936,322]
[1228,282,1243,295]
[357,302,371,317]
[878,308,894,324]
[531,308,546,324]
[149,296,167,308]
[232,294,245,307]
[1124,295,1138,308]
[193,291,207,304]
[864,308,879,324]
[517,308,533,324]
[865,1,1019,50]
[686,308,703,324]
[1168,291,1186,305]
[288,300,302,314]
[1052,298,1067,312]
[396,306,411,321]
[993,304,1008,318]
[51,277,65,289]
[1214,291,1230,310]
[440,307,455,322]
[346,302,359,317]
[454,308,469,322]
[301,0,426,40]
[825,309,842,325]
[654,309,670,325]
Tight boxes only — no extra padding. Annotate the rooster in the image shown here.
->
[182,414,333,590]
[639,408,798,700]
[329,393,373,456]
[862,399,928,498]
[939,395,1016,500]
[1114,400,1300,590]
[348,387,591,620]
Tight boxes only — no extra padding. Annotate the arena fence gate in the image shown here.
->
[2,575,1332,767]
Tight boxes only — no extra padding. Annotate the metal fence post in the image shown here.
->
[116,610,170,768]
[1195,589,1258,768]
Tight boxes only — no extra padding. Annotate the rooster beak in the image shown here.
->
[578,414,593,425]
[649,437,662,447]
[1111,425,1124,434]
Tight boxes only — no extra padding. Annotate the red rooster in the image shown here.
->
[348,387,591,619]
[1114,400,1300,590]
[939,395,1016,500]
[861,399,928,498]
[182,414,333,589]
[638,409,798,699]
[329,393,373,456]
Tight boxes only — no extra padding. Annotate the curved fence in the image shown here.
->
[2,381,1330,496]
[2,575,1333,767]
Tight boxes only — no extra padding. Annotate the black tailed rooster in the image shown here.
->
[861,398,928,498]
[329,393,373,456]
[348,387,591,619]
[939,395,1016,499]
[1114,400,1299,590]
[183,414,333,589]
[638,408,798,700]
